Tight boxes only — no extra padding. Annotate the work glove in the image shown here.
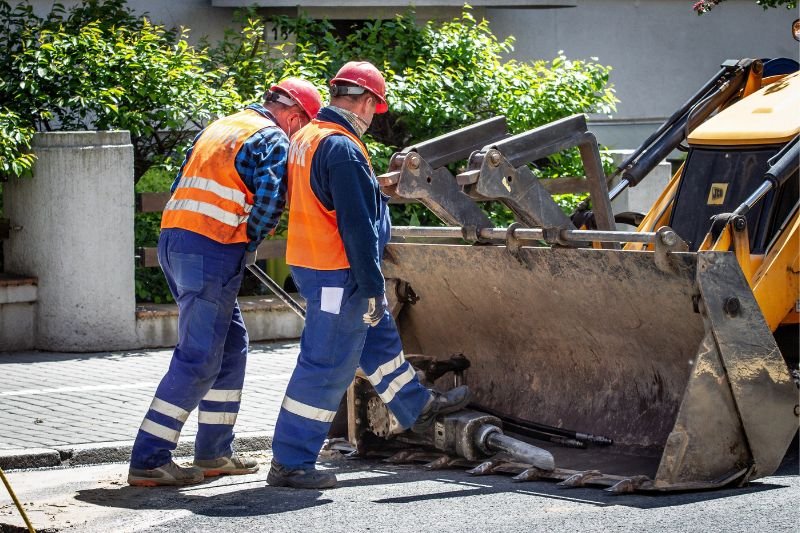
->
[363,296,387,327]
[245,250,257,267]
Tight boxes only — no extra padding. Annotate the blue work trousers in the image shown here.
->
[271,266,431,470]
[130,228,248,470]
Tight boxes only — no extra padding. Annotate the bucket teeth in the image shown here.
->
[558,470,602,488]
[424,456,457,470]
[511,467,548,482]
[605,476,650,494]
[384,450,416,464]
[467,460,502,476]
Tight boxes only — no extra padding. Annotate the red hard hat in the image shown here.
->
[271,77,323,120]
[330,61,388,114]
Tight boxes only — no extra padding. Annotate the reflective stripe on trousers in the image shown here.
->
[129,228,248,470]
[271,266,431,470]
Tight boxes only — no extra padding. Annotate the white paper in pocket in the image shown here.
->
[320,287,344,315]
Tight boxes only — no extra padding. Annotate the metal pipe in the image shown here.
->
[620,115,690,188]
[608,178,630,203]
[391,225,657,244]
[478,425,555,471]
[247,264,306,319]
[608,65,732,182]
[734,181,774,217]
[765,135,800,187]
[392,226,466,238]
[733,136,799,217]
[558,229,654,244]
[613,61,750,196]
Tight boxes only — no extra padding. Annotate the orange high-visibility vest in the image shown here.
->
[285,119,373,269]
[161,109,278,244]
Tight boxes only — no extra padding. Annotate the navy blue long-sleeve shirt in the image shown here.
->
[172,104,288,252]
[307,107,385,298]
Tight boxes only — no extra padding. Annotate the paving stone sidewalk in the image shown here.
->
[0,341,299,465]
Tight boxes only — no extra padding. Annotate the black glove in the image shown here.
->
[363,296,387,327]
[245,250,257,267]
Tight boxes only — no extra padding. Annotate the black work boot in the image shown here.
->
[412,385,471,433]
[266,459,337,489]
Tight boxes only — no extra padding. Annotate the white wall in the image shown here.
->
[486,1,797,132]
[20,0,245,43]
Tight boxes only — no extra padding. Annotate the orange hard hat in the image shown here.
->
[330,61,388,114]
[270,78,323,120]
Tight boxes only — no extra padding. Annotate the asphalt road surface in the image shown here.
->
[1,443,798,533]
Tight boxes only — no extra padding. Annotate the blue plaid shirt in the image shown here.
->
[172,104,288,251]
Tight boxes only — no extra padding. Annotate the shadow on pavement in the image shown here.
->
[73,437,797,516]
[75,478,332,518]
[335,464,788,510]
[773,432,799,476]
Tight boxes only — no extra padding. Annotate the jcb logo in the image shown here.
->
[707,183,729,206]
[288,140,311,167]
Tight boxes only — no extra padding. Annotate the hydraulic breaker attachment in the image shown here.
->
[456,114,615,237]
[378,117,507,233]
[411,410,556,471]
[352,389,556,471]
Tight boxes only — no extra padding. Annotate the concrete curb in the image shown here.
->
[0,447,61,470]
[0,432,272,470]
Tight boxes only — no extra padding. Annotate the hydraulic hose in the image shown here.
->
[608,63,732,184]
[606,59,756,204]
[734,136,800,217]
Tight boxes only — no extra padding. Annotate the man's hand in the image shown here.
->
[363,296,387,327]
[245,250,257,267]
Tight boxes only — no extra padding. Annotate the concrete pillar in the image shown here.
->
[3,131,138,351]
[0,276,37,351]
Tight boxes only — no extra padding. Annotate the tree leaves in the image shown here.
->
[693,0,795,14]
[0,1,238,180]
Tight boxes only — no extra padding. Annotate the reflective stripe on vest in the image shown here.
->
[161,109,277,244]
[285,119,373,269]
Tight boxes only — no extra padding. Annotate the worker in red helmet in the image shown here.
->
[128,78,323,487]
[267,61,470,490]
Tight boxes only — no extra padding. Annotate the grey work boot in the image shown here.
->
[266,459,337,489]
[193,455,260,477]
[128,460,205,487]
[412,385,471,433]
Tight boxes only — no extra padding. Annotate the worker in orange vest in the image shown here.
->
[128,78,323,487]
[267,62,470,490]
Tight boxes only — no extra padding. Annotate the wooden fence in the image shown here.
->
[135,192,287,268]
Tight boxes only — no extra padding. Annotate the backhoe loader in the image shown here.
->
[329,57,799,493]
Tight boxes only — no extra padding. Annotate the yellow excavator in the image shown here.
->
[325,56,798,493]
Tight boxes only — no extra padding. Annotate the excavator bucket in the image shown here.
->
[381,243,797,491]
[343,112,798,492]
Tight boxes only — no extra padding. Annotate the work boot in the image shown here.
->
[127,460,204,487]
[412,385,471,433]
[193,455,260,477]
[266,459,337,489]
